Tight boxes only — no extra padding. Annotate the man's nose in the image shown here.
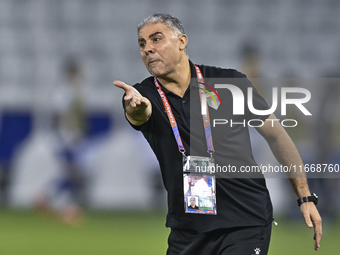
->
[144,41,153,55]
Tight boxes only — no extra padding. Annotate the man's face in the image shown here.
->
[190,198,196,206]
[138,22,185,77]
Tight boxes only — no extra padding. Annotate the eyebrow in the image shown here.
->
[138,31,163,42]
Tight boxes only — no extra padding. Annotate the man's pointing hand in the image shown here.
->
[113,80,151,125]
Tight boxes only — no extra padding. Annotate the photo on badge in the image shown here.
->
[188,196,199,210]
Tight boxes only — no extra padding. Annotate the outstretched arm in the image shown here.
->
[114,80,152,126]
[256,113,322,251]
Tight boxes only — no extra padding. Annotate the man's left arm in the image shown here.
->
[256,113,322,251]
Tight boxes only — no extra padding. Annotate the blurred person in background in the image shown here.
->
[0,111,32,208]
[34,57,88,225]
[240,42,264,95]
[0,145,11,207]
[114,14,322,254]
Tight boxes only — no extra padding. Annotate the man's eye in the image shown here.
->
[139,42,145,47]
[153,37,160,42]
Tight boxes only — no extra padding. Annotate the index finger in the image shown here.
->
[113,80,131,92]
[313,220,322,251]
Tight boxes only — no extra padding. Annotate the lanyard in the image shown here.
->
[153,65,215,156]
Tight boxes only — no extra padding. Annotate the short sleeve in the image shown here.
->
[245,84,271,121]
[232,71,270,121]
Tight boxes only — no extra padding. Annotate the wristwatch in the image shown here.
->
[297,193,318,206]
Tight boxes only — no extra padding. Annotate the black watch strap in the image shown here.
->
[297,193,318,206]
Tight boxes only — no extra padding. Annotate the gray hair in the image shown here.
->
[137,13,185,35]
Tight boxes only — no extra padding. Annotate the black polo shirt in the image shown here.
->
[124,60,273,233]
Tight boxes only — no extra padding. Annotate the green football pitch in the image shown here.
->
[0,209,338,255]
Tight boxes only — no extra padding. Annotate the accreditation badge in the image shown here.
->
[183,155,217,215]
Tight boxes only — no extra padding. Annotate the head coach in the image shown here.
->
[114,13,322,255]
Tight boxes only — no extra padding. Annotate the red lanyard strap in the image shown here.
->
[195,65,215,153]
[154,77,185,152]
[153,65,215,154]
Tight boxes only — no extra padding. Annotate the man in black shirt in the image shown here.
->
[188,197,199,210]
[114,13,322,254]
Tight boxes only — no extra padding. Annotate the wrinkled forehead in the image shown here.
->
[138,22,175,39]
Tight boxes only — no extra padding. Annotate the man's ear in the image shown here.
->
[178,34,188,51]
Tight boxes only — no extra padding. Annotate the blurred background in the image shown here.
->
[0,0,339,254]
